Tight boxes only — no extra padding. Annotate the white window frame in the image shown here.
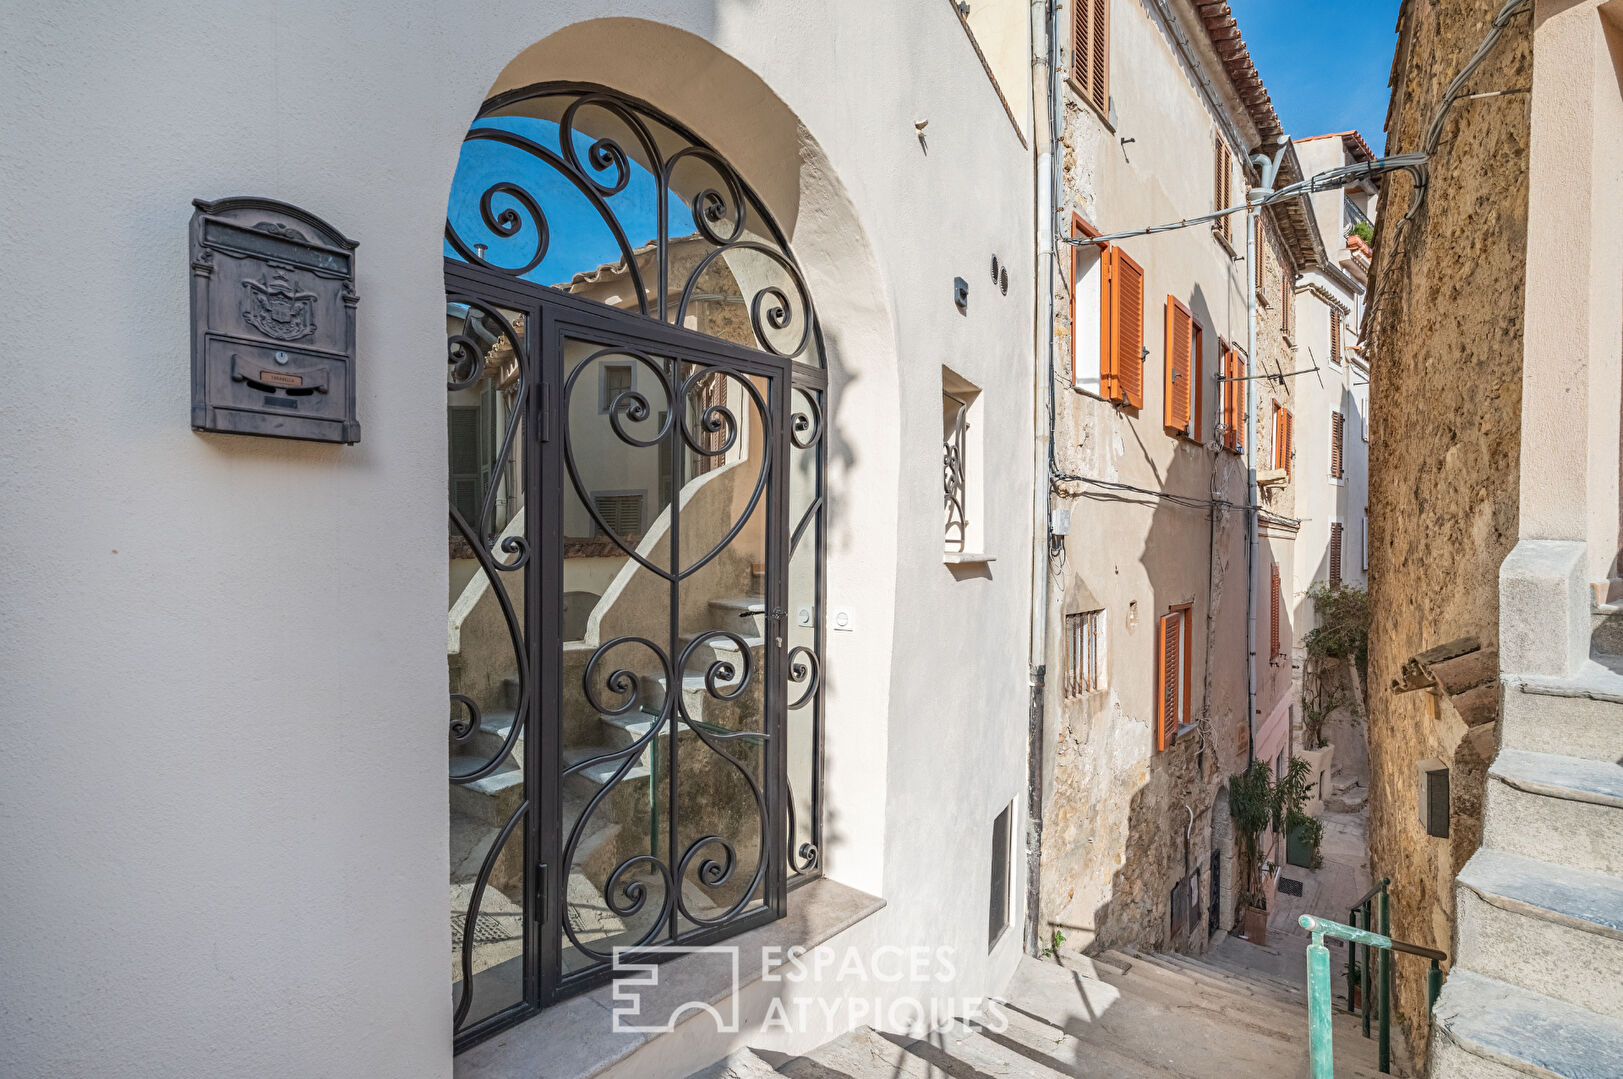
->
[1072,242,1105,398]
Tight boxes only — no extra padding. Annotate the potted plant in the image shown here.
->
[1286,810,1324,869]
[1230,757,1313,946]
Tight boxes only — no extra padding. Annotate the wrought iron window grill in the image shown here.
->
[944,391,970,552]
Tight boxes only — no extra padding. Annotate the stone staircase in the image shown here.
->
[1427,599,1623,1077]
[690,949,1384,1079]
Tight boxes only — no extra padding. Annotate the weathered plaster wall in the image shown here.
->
[1363,0,1532,1063]
[1038,0,1303,956]
[0,4,1035,1076]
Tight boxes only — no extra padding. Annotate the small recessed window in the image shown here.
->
[592,491,645,537]
[598,362,634,413]
[989,802,1012,948]
[1064,610,1104,697]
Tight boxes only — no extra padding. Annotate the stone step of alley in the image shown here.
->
[1091,950,1371,1055]
[690,952,1383,1079]
[1430,968,1623,1079]
[1501,661,1623,763]
[1483,748,1623,875]
[1455,848,1623,1023]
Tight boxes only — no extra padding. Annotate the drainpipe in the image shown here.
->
[1023,0,1058,958]
[1243,139,1288,766]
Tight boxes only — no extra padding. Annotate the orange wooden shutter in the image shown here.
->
[1255,217,1266,292]
[1156,612,1179,751]
[1112,250,1145,408]
[1164,297,1192,434]
[1278,408,1291,477]
[1072,0,1109,114]
[1330,523,1344,588]
[1269,564,1282,658]
[1191,321,1204,442]
[1223,346,1245,453]
[1331,311,1343,365]
[1214,137,1233,242]
[1099,245,1118,400]
[1331,411,1344,477]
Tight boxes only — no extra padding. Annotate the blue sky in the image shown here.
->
[446,116,682,288]
[1227,0,1402,152]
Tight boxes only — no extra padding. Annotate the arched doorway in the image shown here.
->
[444,85,826,1048]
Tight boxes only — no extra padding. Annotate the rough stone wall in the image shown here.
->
[1363,0,1532,1065]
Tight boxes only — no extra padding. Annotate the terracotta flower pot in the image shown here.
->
[1242,903,1269,947]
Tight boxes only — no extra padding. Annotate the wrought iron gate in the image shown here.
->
[445,85,826,1050]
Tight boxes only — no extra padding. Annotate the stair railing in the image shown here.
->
[1299,914,1446,1079]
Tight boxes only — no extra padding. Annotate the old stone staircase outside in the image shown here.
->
[1425,592,1623,1078]
[691,949,1384,1079]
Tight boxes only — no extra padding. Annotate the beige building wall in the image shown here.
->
[1038,0,1311,954]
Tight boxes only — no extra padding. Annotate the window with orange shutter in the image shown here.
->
[1255,217,1266,295]
[1219,343,1244,453]
[1331,311,1343,366]
[1331,411,1344,478]
[1191,321,1204,442]
[1164,297,1194,436]
[1071,0,1109,116]
[1329,522,1344,588]
[1105,247,1145,409]
[1269,563,1282,659]
[1272,405,1293,475]
[1214,136,1233,244]
[1155,607,1192,751]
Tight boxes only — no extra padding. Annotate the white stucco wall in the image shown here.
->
[0,4,1035,1077]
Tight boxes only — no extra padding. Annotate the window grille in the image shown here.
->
[1065,610,1103,697]
[944,391,970,551]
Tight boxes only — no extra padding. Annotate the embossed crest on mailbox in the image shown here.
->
[190,197,360,444]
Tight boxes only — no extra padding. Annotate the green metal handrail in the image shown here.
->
[1299,914,1445,1078]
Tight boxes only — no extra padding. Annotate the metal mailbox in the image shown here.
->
[190,196,360,443]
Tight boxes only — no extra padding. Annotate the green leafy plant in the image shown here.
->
[1039,928,1067,959]
[1347,220,1374,243]
[1230,757,1314,912]
[1303,583,1370,676]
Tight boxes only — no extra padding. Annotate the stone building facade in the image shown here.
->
[1363,0,1533,1064]
[1037,0,1319,957]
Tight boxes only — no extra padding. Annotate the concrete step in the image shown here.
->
[1503,662,1623,762]
[687,1047,783,1079]
[459,709,521,762]
[1184,948,1318,1002]
[448,756,524,826]
[1484,749,1623,874]
[599,709,666,750]
[967,1006,1190,1077]
[709,596,767,638]
[1456,849,1623,1021]
[1093,951,1373,1062]
[1111,950,1309,1015]
[1149,949,1312,1004]
[562,745,651,788]
[1005,955,1375,1077]
[1431,968,1623,1079]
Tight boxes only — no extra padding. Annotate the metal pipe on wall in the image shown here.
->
[1023,0,1059,958]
